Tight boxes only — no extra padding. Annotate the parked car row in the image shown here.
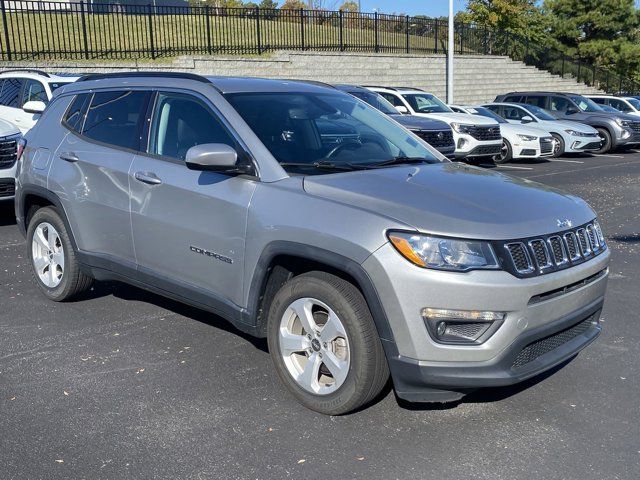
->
[10,71,610,415]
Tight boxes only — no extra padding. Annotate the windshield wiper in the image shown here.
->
[371,156,434,167]
[279,161,364,171]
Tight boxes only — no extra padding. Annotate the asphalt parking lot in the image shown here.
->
[1,152,639,480]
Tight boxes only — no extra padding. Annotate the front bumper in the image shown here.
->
[388,299,602,402]
[363,242,610,402]
[0,163,17,201]
[453,132,502,158]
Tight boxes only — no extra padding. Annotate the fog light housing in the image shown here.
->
[421,308,505,344]
[457,138,467,149]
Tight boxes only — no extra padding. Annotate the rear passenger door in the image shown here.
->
[49,89,151,266]
[129,90,256,309]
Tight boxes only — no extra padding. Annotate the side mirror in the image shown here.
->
[521,115,534,123]
[185,143,240,172]
[22,100,46,115]
[395,105,409,114]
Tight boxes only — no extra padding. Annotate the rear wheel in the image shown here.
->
[551,133,565,157]
[495,139,512,164]
[27,207,93,301]
[267,271,389,415]
[595,128,612,154]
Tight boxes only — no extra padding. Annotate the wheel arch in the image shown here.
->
[246,241,396,346]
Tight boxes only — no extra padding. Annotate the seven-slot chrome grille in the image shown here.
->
[0,134,19,169]
[497,221,606,278]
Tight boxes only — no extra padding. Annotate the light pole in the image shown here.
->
[446,0,454,104]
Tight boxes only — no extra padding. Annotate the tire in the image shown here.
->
[551,133,565,157]
[494,139,512,164]
[26,206,93,301]
[595,128,612,154]
[267,271,389,415]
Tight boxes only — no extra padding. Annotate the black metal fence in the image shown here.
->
[0,1,637,94]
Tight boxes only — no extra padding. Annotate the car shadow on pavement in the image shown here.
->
[84,280,269,353]
[0,201,17,226]
[610,233,640,243]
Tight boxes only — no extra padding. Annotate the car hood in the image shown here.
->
[546,120,599,134]
[0,118,20,137]
[413,112,500,126]
[555,110,639,123]
[500,123,551,137]
[389,114,451,131]
[303,163,595,240]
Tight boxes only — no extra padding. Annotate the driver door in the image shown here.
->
[130,90,256,308]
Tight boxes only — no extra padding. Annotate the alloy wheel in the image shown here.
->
[278,297,350,395]
[31,222,65,288]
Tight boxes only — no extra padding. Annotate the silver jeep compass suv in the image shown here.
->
[15,73,610,415]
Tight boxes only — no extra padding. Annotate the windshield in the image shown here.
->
[465,106,507,124]
[518,104,556,121]
[348,90,399,115]
[401,93,452,113]
[626,97,640,110]
[568,95,603,112]
[224,91,441,174]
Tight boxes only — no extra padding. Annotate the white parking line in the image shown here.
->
[591,154,625,158]
[478,164,534,170]
[550,159,584,164]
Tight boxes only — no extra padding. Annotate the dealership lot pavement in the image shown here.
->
[1,153,639,480]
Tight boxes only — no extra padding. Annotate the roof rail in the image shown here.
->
[76,71,210,83]
[282,79,336,89]
[0,69,51,78]
[390,86,425,92]
[362,85,398,91]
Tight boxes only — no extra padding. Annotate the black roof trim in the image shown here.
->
[76,71,211,83]
[0,69,51,78]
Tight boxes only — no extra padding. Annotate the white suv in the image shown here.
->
[0,118,20,201]
[366,86,502,159]
[0,69,80,134]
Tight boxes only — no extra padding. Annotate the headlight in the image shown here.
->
[388,232,500,271]
[451,123,473,134]
[615,118,631,128]
[564,129,591,137]
[517,134,537,141]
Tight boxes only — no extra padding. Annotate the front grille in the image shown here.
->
[629,121,640,134]
[0,136,18,169]
[467,144,502,156]
[497,221,606,278]
[0,179,15,198]
[540,137,554,154]
[467,125,501,141]
[415,129,454,148]
[512,314,597,368]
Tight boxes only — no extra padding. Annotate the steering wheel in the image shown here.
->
[326,139,362,159]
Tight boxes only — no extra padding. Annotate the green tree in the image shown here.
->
[281,0,307,9]
[543,0,640,72]
[461,0,548,40]
[258,0,278,8]
[338,0,358,12]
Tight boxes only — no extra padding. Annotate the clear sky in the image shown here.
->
[346,0,467,16]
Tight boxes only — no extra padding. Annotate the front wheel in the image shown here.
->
[494,139,512,164]
[267,271,389,415]
[551,133,565,157]
[595,128,612,154]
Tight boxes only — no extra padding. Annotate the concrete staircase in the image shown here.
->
[1,51,604,104]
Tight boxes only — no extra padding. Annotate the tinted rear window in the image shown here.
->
[82,90,149,150]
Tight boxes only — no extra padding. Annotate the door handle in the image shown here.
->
[134,171,162,185]
[59,151,79,162]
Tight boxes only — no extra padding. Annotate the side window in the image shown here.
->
[82,90,149,150]
[609,98,630,112]
[379,92,404,108]
[63,93,91,133]
[549,96,570,112]
[590,97,606,105]
[22,79,48,105]
[524,95,546,108]
[503,106,527,121]
[0,78,24,108]
[504,95,523,103]
[149,91,236,161]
